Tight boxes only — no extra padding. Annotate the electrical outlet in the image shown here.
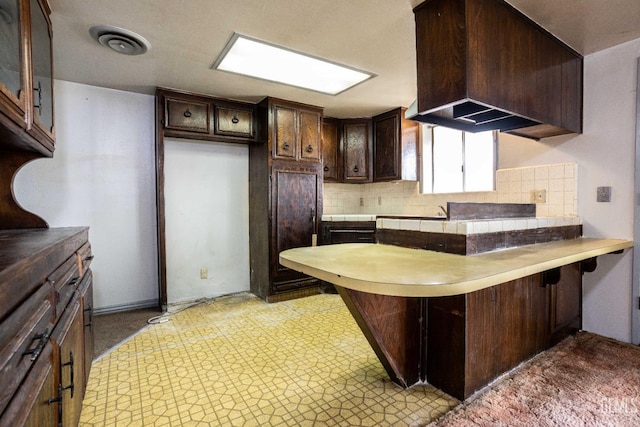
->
[359,197,364,207]
[378,196,382,206]
[200,267,208,279]
[530,189,546,203]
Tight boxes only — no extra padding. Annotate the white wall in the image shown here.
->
[164,139,250,304]
[499,38,640,342]
[14,80,159,312]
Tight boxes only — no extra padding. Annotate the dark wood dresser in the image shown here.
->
[0,227,93,426]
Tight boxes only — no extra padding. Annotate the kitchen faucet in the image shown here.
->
[438,205,448,218]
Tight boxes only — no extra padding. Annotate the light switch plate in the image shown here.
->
[597,186,611,202]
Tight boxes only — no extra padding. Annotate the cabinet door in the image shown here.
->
[28,0,54,143]
[373,108,419,182]
[0,0,28,127]
[321,118,339,182]
[80,272,94,388]
[298,109,321,161]
[343,119,371,182]
[550,263,582,339]
[51,300,85,427]
[272,168,319,281]
[373,111,400,181]
[273,104,297,159]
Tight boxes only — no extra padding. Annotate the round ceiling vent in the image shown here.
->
[89,25,151,55]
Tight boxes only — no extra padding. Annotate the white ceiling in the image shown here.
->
[49,0,640,118]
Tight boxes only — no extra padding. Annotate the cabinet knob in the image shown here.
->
[183,109,192,118]
[232,114,239,124]
[353,165,359,173]
[306,144,313,153]
[283,142,290,150]
[323,165,329,172]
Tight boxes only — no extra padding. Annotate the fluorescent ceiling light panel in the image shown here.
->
[213,34,375,95]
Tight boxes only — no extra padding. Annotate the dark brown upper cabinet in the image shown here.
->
[373,107,420,182]
[321,117,340,182]
[157,87,258,144]
[411,0,583,140]
[342,118,372,183]
[264,98,322,162]
[0,0,55,155]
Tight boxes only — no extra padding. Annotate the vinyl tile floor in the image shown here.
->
[80,293,458,426]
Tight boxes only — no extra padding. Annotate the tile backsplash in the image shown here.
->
[323,162,578,217]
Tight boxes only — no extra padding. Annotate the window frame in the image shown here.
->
[420,126,498,194]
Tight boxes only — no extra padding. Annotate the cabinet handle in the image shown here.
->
[47,384,64,424]
[85,304,93,331]
[68,277,79,286]
[353,165,359,173]
[33,80,42,112]
[183,109,192,118]
[62,351,75,398]
[282,142,290,150]
[232,114,239,124]
[22,329,50,361]
[323,165,329,172]
[85,255,95,261]
[305,144,313,153]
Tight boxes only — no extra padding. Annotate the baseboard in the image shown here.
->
[93,298,160,315]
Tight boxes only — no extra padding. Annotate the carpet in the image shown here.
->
[92,307,160,358]
[429,332,640,426]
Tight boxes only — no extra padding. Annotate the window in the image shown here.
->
[421,126,496,194]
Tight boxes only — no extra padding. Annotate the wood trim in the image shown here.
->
[0,151,48,229]
[155,93,167,310]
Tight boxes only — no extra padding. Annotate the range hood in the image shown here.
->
[409,0,583,140]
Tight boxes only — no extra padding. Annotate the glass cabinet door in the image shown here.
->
[0,0,26,120]
[29,0,53,137]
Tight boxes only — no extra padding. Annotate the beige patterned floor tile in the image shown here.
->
[80,293,458,426]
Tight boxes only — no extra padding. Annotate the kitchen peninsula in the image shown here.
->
[280,237,632,399]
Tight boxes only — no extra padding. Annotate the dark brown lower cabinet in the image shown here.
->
[336,262,584,400]
[427,273,550,399]
[0,227,93,427]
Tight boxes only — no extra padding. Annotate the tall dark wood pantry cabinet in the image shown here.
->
[250,97,323,302]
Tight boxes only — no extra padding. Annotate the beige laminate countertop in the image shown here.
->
[280,238,633,297]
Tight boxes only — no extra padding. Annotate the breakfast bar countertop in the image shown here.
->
[280,238,633,297]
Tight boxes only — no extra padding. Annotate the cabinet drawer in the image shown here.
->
[0,341,56,427]
[214,104,255,139]
[0,284,53,414]
[49,254,81,319]
[165,97,210,133]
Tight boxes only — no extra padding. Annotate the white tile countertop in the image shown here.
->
[321,214,582,236]
[322,214,378,222]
